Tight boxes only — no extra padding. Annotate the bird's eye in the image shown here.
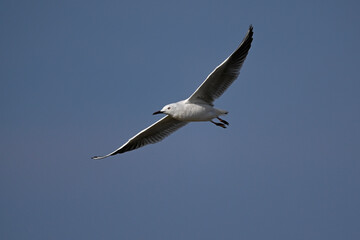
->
[167,107,171,110]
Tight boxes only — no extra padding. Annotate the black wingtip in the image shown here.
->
[248,25,254,36]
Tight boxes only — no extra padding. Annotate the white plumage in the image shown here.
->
[92,25,253,159]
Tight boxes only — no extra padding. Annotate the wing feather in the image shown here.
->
[187,25,253,105]
[92,116,187,159]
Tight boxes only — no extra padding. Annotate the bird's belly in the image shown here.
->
[174,104,217,122]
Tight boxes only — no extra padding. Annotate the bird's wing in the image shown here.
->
[187,25,253,105]
[92,116,188,159]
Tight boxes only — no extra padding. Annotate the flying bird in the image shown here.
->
[92,25,253,159]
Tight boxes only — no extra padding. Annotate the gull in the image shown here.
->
[92,25,253,159]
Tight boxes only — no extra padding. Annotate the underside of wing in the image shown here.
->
[92,116,188,159]
[187,25,253,105]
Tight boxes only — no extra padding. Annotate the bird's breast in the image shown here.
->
[173,104,216,122]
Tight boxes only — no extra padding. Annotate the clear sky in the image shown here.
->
[1,0,360,239]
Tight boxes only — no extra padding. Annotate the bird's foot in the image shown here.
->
[211,120,227,128]
[217,117,229,125]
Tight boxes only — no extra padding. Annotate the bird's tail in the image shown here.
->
[215,108,228,116]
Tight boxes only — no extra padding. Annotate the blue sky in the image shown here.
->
[1,0,360,239]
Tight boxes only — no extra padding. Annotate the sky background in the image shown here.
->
[1,0,360,239]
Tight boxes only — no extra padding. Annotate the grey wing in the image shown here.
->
[187,25,253,105]
[92,116,188,159]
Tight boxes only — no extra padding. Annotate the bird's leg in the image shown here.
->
[211,120,227,128]
[217,117,229,125]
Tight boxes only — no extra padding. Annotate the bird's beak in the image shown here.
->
[153,110,163,115]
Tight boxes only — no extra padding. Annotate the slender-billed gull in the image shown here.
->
[92,25,253,159]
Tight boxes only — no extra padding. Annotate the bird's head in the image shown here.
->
[153,103,177,116]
